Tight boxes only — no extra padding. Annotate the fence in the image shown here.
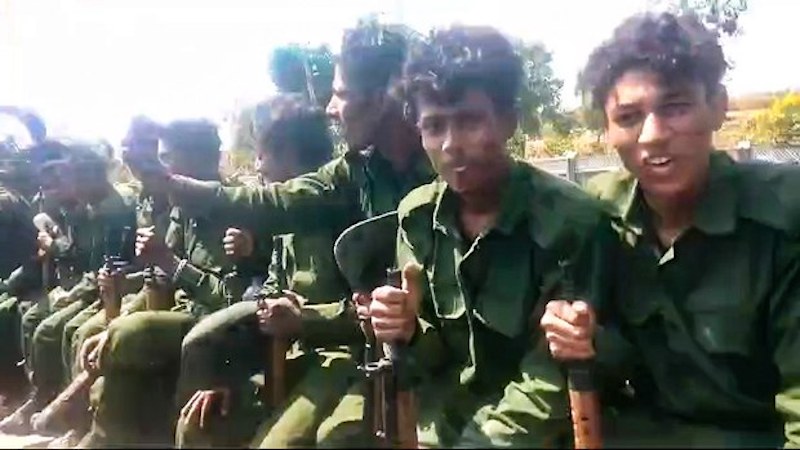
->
[528,147,800,185]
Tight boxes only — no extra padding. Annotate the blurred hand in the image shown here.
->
[223,228,254,260]
[540,300,597,361]
[179,388,230,430]
[367,263,422,345]
[135,226,174,271]
[256,290,303,338]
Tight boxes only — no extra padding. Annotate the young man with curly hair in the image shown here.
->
[545,11,800,447]
[318,25,618,448]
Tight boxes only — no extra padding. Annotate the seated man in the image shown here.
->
[547,11,800,447]
[174,94,353,448]
[76,119,262,448]
[0,140,138,434]
[318,25,617,448]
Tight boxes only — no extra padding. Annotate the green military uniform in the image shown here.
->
[174,230,351,448]
[23,183,137,408]
[585,151,800,448]
[317,159,617,448]
[65,186,172,380]
[0,183,40,400]
[174,147,434,448]
[83,199,254,447]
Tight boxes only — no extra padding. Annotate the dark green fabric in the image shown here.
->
[585,151,800,447]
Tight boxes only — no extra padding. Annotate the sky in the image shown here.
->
[0,0,797,147]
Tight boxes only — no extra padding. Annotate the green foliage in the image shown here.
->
[541,133,576,157]
[649,0,749,36]
[515,41,564,137]
[747,92,800,146]
[268,44,335,109]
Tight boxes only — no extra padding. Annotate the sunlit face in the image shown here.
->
[416,88,515,195]
[604,69,727,200]
[325,64,383,151]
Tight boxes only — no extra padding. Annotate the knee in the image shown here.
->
[32,317,58,344]
[181,302,256,355]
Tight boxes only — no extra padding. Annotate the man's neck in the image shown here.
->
[643,180,706,245]
[457,163,512,240]
[372,112,420,173]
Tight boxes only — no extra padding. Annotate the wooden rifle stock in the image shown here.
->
[264,337,288,408]
[554,261,602,449]
[358,269,418,449]
[567,361,602,449]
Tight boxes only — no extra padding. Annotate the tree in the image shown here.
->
[268,44,335,109]
[515,41,564,137]
[747,92,800,146]
[649,0,749,36]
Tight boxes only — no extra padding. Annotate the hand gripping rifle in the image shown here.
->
[31,225,137,433]
[333,211,418,448]
[554,260,602,449]
[250,237,287,409]
[32,197,58,315]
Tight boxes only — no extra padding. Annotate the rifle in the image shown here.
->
[554,260,602,449]
[32,200,57,314]
[31,226,137,433]
[250,236,287,409]
[332,212,418,448]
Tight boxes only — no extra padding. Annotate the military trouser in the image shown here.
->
[85,310,196,448]
[175,300,361,448]
[249,349,359,448]
[174,300,265,448]
[29,300,88,400]
[0,294,26,401]
[316,365,572,449]
[20,286,69,370]
[67,292,147,379]
[602,406,783,448]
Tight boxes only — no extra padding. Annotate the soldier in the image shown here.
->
[317,25,617,447]
[174,93,352,448]
[545,11,800,447]
[65,116,172,387]
[76,119,258,447]
[0,140,43,409]
[0,140,137,434]
[122,21,435,447]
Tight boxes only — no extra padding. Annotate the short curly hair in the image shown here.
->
[578,12,727,112]
[338,22,409,96]
[253,94,333,171]
[403,25,523,119]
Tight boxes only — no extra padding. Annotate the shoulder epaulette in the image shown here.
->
[735,162,800,237]
[397,181,442,222]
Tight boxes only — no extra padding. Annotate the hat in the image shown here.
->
[333,211,400,293]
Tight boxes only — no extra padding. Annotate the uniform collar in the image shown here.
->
[431,160,537,243]
[622,151,739,237]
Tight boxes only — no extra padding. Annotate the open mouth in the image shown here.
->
[643,155,675,173]
[645,155,672,167]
